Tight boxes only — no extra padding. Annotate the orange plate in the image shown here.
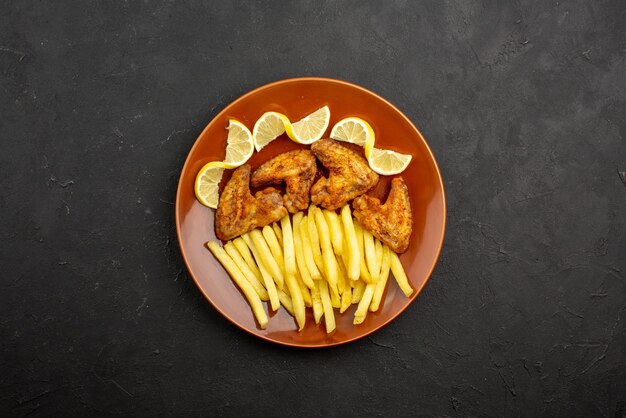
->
[175,77,446,347]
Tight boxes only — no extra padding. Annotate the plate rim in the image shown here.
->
[175,76,447,348]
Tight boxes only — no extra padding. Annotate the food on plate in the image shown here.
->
[390,251,414,297]
[370,245,392,312]
[215,165,288,241]
[330,116,375,148]
[330,116,413,175]
[240,232,280,311]
[285,105,331,144]
[253,111,290,151]
[194,120,254,209]
[223,120,255,167]
[252,105,330,150]
[367,147,413,176]
[340,205,360,282]
[280,215,306,330]
[250,150,317,213]
[207,242,269,329]
[199,106,418,332]
[207,203,414,332]
[194,161,229,209]
[310,138,379,210]
[352,177,412,253]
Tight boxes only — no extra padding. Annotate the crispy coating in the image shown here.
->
[352,177,412,253]
[250,150,316,213]
[215,164,287,241]
[310,139,379,210]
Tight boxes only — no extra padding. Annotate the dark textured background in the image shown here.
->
[1,1,625,416]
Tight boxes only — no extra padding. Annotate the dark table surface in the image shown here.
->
[1,1,625,416]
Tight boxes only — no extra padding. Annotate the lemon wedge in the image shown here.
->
[285,105,330,144]
[195,161,229,208]
[330,117,376,158]
[252,112,290,151]
[330,116,412,175]
[223,120,254,167]
[367,147,413,176]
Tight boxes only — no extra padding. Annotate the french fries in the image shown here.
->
[363,228,378,282]
[248,229,284,290]
[207,242,268,329]
[307,206,325,275]
[324,210,343,256]
[241,233,280,311]
[223,242,269,301]
[292,212,315,289]
[262,225,284,274]
[272,222,283,247]
[354,283,376,324]
[341,205,360,281]
[299,215,322,280]
[313,206,339,291]
[317,279,335,333]
[280,215,306,330]
[370,244,391,312]
[390,251,414,297]
[353,222,373,283]
[207,204,416,333]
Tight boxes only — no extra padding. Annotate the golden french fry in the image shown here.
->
[280,215,306,330]
[292,212,315,289]
[317,279,336,333]
[351,280,366,304]
[353,222,373,283]
[370,245,391,312]
[272,222,283,247]
[390,251,414,297]
[277,289,294,317]
[262,225,284,274]
[224,242,269,301]
[336,255,346,295]
[374,239,383,278]
[340,285,352,313]
[330,285,341,308]
[314,206,339,291]
[249,229,284,290]
[307,205,325,274]
[241,233,280,311]
[340,205,360,281]
[310,284,324,324]
[362,228,378,282]
[232,237,264,285]
[324,210,343,256]
[354,283,376,325]
[297,273,312,307]
[207,242,268,329]
[299,215,322,280]
[337,259,351,313]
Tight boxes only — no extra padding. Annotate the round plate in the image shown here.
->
[175,77,446,347]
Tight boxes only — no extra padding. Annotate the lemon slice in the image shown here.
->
[330,117,376,158]
[223,120,254,167]
[195,161,229,208]
[252,112,290,151]
[367,147,413,176]
[285,105,330,144]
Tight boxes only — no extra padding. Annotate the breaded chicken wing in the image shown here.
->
[250,149,316,213]
[352,177,412,253]
[215,164,287,241]
[310,139,379,210]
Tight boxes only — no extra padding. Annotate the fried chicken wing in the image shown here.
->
[352,177,412,253]
[215,164,287,241]
[250,150,316,213]
[310,139,379,210]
